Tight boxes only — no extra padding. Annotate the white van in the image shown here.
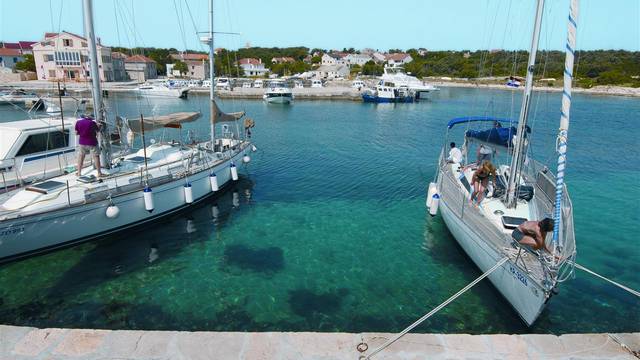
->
[311,80,323,88]
[202,80,212,88]
[253,79,264,88]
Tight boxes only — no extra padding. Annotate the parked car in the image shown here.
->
[242,82,252,88]
[202,80,212,88]
[311,79,323,88]
[253,79,264,88]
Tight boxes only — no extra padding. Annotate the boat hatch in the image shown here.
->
[25,180,67,194]
[501,216,528,229]
[127,156,149,163]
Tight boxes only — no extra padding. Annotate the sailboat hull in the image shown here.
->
[0,146,248,263]
[438,200,548,326]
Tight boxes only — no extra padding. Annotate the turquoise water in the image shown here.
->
[0,88,638,333]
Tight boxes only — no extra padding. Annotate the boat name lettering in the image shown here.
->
[0,226,24,237]
[509,265,528,286]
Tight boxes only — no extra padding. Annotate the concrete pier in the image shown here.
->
[0,325,637,359]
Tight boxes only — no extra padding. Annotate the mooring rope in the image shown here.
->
[573,262,640,298]
[365,257,509,359]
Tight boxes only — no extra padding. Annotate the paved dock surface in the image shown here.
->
[0,325,638,359]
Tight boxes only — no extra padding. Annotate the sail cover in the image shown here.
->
[211,99,245,123]
[465,126,524,147]
[127,112,201,133]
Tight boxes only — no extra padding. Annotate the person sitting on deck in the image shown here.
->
[476,144,494,165]
[447,142,463,164]
[470,160,496,204]
[75,115,102,178]
[512,218,554,253]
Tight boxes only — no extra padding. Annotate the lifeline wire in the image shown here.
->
[366,257,509,359]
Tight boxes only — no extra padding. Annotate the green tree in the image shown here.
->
[311,56,321,64]
[362,60,384,76]
[350,64,362,76]
[173,60,188,76]
[14,54,35,72]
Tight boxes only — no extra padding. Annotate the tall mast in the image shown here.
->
[82,0,111,168]
[552,0,579,258]
[208,0,216,143]
[505,0,545,208]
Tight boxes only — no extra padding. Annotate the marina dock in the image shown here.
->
[1,325,637,359]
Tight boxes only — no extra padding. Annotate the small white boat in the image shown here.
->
[263,80,293,104]
[0,117,79,191]
[135,84,189,98]
[215,77,231,91]
[0,89,40,105]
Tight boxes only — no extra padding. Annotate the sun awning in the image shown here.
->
[127,112,201,133]
[211,99,245,123]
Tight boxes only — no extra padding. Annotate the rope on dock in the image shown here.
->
[365,257,509,359]
[573,262,640,298]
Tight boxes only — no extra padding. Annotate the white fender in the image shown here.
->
[209,173,219,191]
[143,187,154,212]
[106,205,120,219]
[242,155,251,163]
[230,162,239,181]
[184,183,193,204]
[429,194,440,216]
[426,182,438,208]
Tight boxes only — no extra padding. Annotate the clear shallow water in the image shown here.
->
[0,88,638,333]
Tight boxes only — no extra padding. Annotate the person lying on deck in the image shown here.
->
[512,218,554,253]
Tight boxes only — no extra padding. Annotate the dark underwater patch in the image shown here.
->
[288,288,349,317]
[223,244,284,273]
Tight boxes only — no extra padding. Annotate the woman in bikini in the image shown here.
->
[470,160,496,204]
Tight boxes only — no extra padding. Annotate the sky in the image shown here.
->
[1,0,638,52]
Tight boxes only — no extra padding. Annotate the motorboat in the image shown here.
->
[427,0,578,326]
[135,83,189,98]
[215,77,231,91]
[263,79,293,104]
[381,67,438,98]
[0,117,79,191]
[362,80,415,103]
[0,89,40,106]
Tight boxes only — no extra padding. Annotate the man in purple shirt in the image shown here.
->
[75,116,102,177]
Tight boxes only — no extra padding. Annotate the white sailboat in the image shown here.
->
[0,0,255,263]
[427,0,578,326]
[135,82,189,98]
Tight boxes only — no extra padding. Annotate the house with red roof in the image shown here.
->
[31,31,114,81]
[168,53,209,79]
[237,58,268,77]
[125,55,157,82]
[0,48,24,70]
[1,41,37,55]
[385,53,413,67]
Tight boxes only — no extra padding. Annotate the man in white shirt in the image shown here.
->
[477,144,494,164]
[447,142,463,164]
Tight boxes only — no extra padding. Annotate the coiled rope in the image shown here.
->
[365,257,509,359]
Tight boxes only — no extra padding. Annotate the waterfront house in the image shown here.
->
[345,53,372,67]
[312,65,349,79]
[0,48,23,70]
[321,53,347,66]
[169,53,209,79]
[125,55,157,82]
[271,56,295,64]
[372,52,386,63]
[111,52,128,81]
[1,41,37,55]
[385,53,413,67]
[32,31,114,81]
[237,58,268,77]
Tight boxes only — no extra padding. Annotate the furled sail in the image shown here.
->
[211,99,244,123]
[127,112,201,133]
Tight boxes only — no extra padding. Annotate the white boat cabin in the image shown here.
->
[0,118,79,189]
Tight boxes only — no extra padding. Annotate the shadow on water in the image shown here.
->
[288,288,349,317]
[1,178,255,307]
[222,244,284,274]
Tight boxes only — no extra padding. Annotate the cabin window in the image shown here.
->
[16,130,70,157]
